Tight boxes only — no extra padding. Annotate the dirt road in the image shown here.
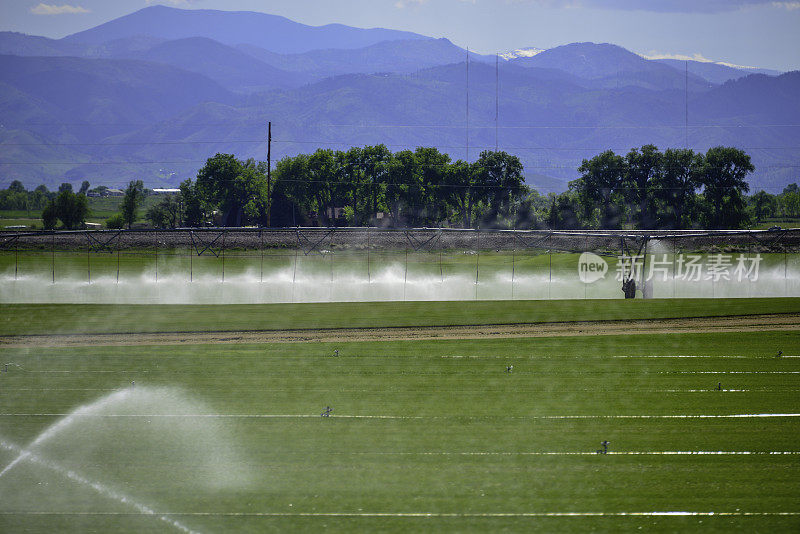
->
[2,314,797,348]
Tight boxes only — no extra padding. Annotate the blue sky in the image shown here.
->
[1,0,798,71]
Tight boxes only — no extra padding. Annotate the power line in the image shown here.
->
[3,137,800,151]
[5,122,800,129]
[1,140,265,147]
[271,140,800,151]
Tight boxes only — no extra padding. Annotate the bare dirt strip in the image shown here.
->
[1,314,798,348]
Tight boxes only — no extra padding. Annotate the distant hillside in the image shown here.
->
[512,42,711,91]
[131,37,311,91]
[237,38,478,79]
[0,55,233,132]
[655,58,782,84]
[61,5,430,54]
[0,31,81,56]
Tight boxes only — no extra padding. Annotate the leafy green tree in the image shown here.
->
[341,147,369,225]
[43,189,88,229]
[651,148,701,229]
[384,150,417,226]
[179,179,207,227]
[306,149,344,226]
[414,147,451,226]
[195,153,270,226]
[120,180,145,229]
[146,195,182,228]
[58,183,73,193]
[473,151,527,228]
[446,160,481,228]
[749,190,775,223]
[547,192,583,230]
[78,180,90,195]
[0,181,28,210]
[8,180,25,194]
[781,191,800,218]
[273,153,311,224]
[572,150,625,228]
[511,189,545,229]
[699,146,754,229]
[30,185,51,210]
[362,144,392,222]
[41,202,58,230]
[623,145,662,229]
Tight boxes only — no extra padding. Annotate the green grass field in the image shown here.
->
[0,195,162,229]
[1,300,799,532]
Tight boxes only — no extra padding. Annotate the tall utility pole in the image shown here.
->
[495,53,499,151]
[267,121,272,227]
[684,61,689,149]
[466,47,470,162]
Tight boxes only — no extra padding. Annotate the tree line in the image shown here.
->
[552,145,756,230]
[3,144,794,230]
[156,148,530,229]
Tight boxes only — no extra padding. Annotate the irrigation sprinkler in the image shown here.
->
[475,251,480,301]
[154,240,158,284]
[292,247,298,303]
[403,248,408,301]
[548,234,552,300]
[260,230,264,283]
[6,228,800,304]
[116,241,120,284]
[328,231,334,302]
[511,248,516,300]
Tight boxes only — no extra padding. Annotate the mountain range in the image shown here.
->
[0,5,796,193]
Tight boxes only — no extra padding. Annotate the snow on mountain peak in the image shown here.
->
[499,47,545,60]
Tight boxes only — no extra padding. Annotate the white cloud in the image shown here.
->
[394,0,475,7]
[772,1,800,9]
[394,0,428,8]
[639,51,759,70]
[144,0,203,6]
[29,3,90,15]
[511,0,800,13]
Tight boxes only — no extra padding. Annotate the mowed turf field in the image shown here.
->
[0,300,799,533]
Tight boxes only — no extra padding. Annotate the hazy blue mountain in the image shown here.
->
[0,55,234,135]
[79,35,168,58]
[0,31,170,59]
[61,5,429,54]
[129,37,311,91]
[694,71,800,124]
[0,31,83,56]
[511,42,711,91]
[79,63,797,191]
[655,58,782,85]
[237,38,483,79]
[0,7,795,192]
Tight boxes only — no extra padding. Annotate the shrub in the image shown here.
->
[106,213,125,229]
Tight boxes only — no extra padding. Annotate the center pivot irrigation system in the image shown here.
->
[1,228,799,301]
